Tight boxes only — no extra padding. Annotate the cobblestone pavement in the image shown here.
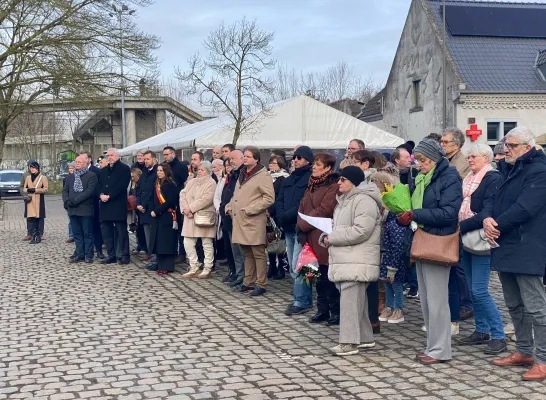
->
[0,196,545,400]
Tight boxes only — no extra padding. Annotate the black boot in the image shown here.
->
[274,268,285,280]
[309,311,330,323]
[267,255,278,279]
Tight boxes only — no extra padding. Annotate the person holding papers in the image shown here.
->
[296,153,340,325]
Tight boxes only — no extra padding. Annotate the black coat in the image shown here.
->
[131,161,146,173]
[220,165,243,231]
[62,171,98,217]
[136,164,158,225]
[98,160,131,222]
[460,170,501,235]
[149,180,178,255]
[490,149,546,276]
[168,157,189,191]
[412,157,462,236]
[399,167,419,190]
[275,165,312,233]
[268,175,286,218]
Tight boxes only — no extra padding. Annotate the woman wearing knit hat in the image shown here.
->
[397,138,463,365]
[23,161,49,244]
[319,165,383,356]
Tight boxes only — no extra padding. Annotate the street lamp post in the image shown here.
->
[110,3,135,149]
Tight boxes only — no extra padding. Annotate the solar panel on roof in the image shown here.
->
[444,5,546,39]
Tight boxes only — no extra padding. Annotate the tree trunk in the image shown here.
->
[232,120,242,146]
[0,119,8,166]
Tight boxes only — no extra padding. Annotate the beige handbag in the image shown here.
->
[410,227,460,266]
[194,210,216,227]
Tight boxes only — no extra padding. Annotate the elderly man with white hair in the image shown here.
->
[99,148,132,265]
[484,127,546,381]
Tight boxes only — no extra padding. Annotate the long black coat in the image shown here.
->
[136,164,158,225]
[490,149,546,276]
[412,157,462,236]
[149,180,178,255]
[98,160,131,222]
[275,165,312,233]
[168,157,189,191]
[220,165,243,232]
[62,171,98,217]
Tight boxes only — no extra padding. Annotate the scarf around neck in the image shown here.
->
[411,167,435,211]
[459,164,493,221]
[269,169,289,182]
[73,165,89,193]
[308,169,333,193]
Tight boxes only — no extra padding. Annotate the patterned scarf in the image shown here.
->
[459,164,493,221]
[308,170,333,193]
[269,169,289,183]
[73,165,89,193]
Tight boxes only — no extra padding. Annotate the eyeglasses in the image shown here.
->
[440,140,455,145]
[504,142,526,149]
[294,155,303,160]
[339,177,348,182]
[347,147,359,151]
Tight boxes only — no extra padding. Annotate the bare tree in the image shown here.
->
[0,0,159,164]
[8,112,57,160]
[176,18,275,145]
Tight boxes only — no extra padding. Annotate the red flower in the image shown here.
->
[306,273,314,279]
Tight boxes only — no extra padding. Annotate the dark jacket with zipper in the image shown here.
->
[412,157,462,236]
[149,180,178,256]
[62,170,98,217]
[460,170,501,235]
[98,160,131,222]
[275,165,312,233]
[220,165,243,232]
[137,164,158,225]
[490,149,546,276]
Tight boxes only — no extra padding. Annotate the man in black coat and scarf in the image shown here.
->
[163,146,189,263]
[99,148,131,264]
[63,155,98,263]
[137,150,158,265]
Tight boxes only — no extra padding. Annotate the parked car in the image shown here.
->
[0,170,24,197]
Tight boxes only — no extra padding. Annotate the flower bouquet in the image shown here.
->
[296,243,321,286]
[381,183,412,214]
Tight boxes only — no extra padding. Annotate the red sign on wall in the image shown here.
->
[466,124,483,141]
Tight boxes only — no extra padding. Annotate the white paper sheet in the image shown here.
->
[298,212,333,234]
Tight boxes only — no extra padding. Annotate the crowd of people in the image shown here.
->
[20,126,546,381]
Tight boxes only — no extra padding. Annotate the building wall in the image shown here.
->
[456,93,546,150]
[376,0,459,143]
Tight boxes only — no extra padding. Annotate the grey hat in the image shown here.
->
[493,139,505,155]
[414,138,446,163]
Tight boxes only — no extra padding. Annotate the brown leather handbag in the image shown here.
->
[410,227,460,266]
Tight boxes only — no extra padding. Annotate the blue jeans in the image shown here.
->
[285,232,312,309]
[385,280,404,310]
[448,266,461,322]
[408,265,418,290]
[461,250,505,339]
[70,216,94,259]
[68,221,73,239]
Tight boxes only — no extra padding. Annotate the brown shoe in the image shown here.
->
[197,270,212,279]
[522,364,546,381]
[491,352,534,367]
[371,321,380,335]
[181,270,199,279]
[419,355,450,365]
[23,235,32,241]
[141,255,151,262]
[378,291,386,314]
[66,238,74,243]
[416,353,427,360]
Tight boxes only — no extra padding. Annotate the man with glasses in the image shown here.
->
[345,139,365,159]
[484,127,546,381]
[163,146,189,264]
[441,127,473,325]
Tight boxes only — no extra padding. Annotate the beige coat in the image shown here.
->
[23,174,49,218]
[450,150,471,180]
[180,176,217,238]
[226,166,275,246]
[321,185,382,283]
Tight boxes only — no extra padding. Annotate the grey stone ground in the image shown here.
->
[0,195,544,400]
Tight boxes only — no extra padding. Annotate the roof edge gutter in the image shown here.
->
[460,90,546,94]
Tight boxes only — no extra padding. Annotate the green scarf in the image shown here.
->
[411,167,435,210]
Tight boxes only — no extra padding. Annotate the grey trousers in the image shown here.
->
[142,224,157,262]
[336,281,374,345]
[416,261,452,360]
[498,273,546,363]
[229,231,245,282]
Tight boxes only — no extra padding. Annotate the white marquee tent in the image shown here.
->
[119,95,403,157]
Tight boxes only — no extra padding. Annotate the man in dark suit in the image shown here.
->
[63,155,98,263]
[137,150,158,265]
[99,148,131,265]
[80,151,105,259]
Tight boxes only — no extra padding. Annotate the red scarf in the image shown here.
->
[308,170,333,193]
[155,182,177,224]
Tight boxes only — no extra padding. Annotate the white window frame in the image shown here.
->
[486,119,518,144]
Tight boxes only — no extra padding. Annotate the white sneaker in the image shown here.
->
[378,307,393,322]
[387,309,405,324]
[421,325,427,332]
[504,323,515,335]
[451,322,459,336]
[357,341,376,349]
[330,344,359,356]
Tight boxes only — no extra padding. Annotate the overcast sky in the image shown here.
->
[135,0,412,86]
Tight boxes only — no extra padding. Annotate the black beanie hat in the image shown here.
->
[293,145,314,163]
[29,161,40,170]
[340,165,365,187]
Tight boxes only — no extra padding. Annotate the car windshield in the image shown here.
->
[0,172,23,182]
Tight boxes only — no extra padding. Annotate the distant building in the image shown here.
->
[358,0,546,147]
[328,98,365,118]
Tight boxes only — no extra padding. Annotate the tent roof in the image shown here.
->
[120,95,404,156]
